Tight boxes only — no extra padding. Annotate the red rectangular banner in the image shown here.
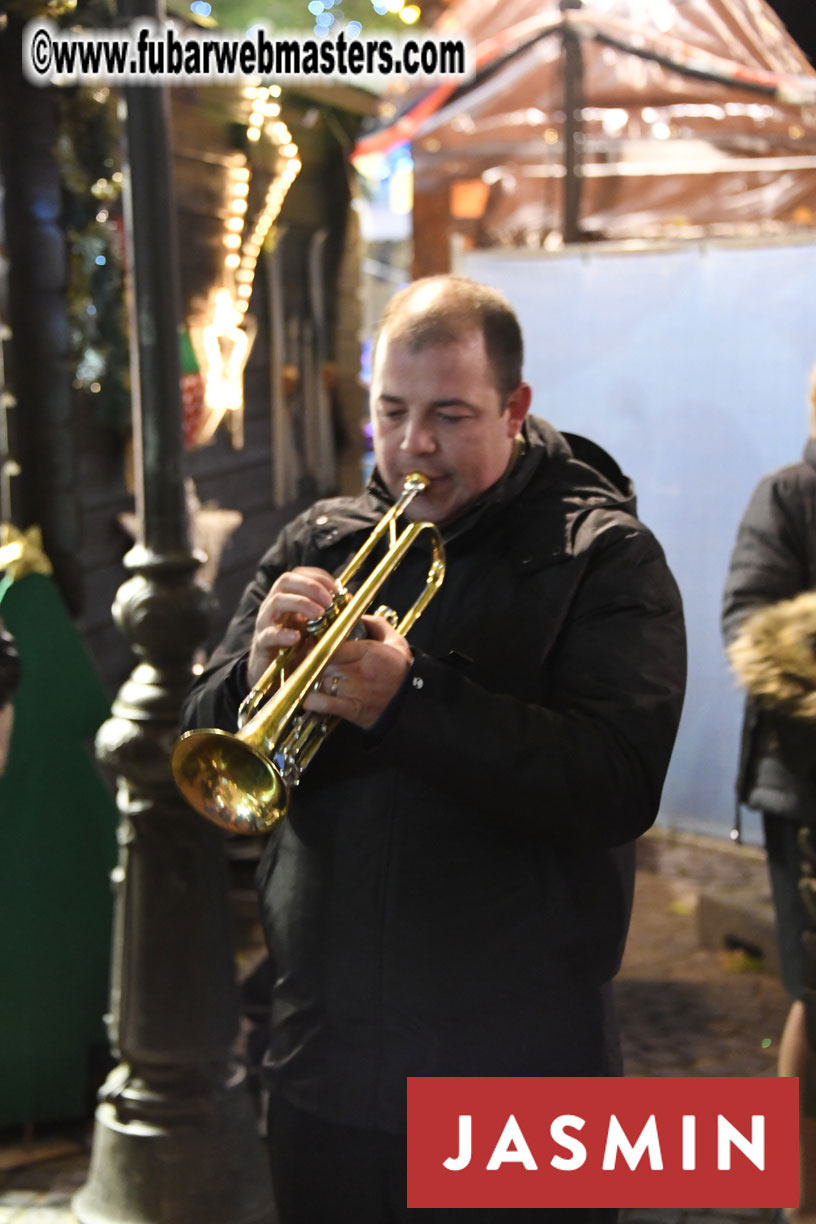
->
[406,1077,798,1209]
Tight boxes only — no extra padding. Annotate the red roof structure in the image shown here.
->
[365,0,816,271]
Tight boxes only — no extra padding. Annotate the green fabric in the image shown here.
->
[0,573,118,1125]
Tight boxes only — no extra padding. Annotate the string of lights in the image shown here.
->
[223,82,301,315]
[185,78,303,447]
[306,0,421,34]
[185,0,422,38]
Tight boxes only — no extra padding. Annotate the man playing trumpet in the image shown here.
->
[181,275,687,1223]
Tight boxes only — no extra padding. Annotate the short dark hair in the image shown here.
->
[375,275,524,399]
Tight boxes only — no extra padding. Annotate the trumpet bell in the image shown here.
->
[171,728,286,834]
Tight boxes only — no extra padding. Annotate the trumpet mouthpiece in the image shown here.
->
[403,472,430,494]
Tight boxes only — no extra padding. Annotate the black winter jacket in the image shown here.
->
[722,438,816,820]
[181,416,686,1131]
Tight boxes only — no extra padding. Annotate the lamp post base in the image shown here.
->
[73,1085,275,1224]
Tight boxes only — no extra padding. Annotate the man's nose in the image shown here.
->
[400,418,436,454]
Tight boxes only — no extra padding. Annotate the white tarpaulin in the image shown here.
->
[458,237,816,841]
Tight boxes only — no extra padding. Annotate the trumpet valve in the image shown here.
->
[304,584,350,636]
[372,604,399,629]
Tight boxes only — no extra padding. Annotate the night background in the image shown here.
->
[766,1,816,65]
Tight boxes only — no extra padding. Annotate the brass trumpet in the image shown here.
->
[171,473,446,834]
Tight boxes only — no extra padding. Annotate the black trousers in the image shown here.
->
[267,1095,618,1224]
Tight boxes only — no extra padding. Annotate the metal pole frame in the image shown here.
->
[561,0,585,245]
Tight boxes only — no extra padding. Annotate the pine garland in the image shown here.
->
[57,80,131,436]
[7,0,77,18]
[15,0,133,436]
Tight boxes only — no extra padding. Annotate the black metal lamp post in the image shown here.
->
[72,3,275,1220]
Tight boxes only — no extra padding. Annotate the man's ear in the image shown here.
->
[506,382,532,435]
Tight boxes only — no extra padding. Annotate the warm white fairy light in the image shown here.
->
[216,84,302,322]
[192,89,303,448]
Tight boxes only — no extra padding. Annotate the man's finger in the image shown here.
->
[303,687,363,726]
[359,613,394,642]
[255,624,301,650]
[260,592,331,625]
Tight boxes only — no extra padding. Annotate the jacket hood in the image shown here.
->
[365,414,637,538]
[302,417,639,556]
[526,416,636,517]
[728,590,816,722]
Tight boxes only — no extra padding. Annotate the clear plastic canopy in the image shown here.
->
[383,0,816,244]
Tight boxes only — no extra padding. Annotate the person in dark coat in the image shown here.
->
[180,275,687,1224]
[723,394,816,1224]
[0,618,21,775]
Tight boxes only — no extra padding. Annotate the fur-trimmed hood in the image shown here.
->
[729,591,816,722]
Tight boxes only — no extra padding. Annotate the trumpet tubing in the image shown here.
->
[171,474,446,834]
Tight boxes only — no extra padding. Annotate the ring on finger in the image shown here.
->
[329,674,340,697]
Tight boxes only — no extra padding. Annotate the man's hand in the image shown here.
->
[247,566,338,688]
[303,614,413,731]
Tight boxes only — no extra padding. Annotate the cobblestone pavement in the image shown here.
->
[616,865,789,1224]
[0,836,793,1222]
